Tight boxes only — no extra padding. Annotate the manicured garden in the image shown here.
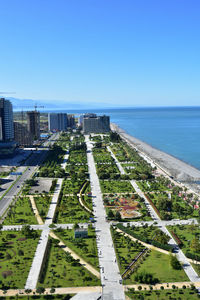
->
[104,194,151,221]
[111,227,188,285]
[146,192,198,220]
[38,238,100,288]
[100,180,135,193]
[3,196,37,225]
[55,226,99,270]
[167,224,200,260]
[0,230,40,289]
[116,223,172,250]
[56,195,92,223]
[34,194,52,220]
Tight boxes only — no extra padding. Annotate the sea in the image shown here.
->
[55,106,200,171]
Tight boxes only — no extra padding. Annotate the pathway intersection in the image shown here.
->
[0,132,200,299]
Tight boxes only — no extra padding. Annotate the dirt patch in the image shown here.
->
[2,270,13,278]
[18,237,27,241]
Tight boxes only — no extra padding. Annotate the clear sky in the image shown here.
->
[0,0,200,107]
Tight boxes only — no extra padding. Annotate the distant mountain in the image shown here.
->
[9,97,118,111]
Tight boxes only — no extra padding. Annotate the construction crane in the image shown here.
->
[33,104,44,111]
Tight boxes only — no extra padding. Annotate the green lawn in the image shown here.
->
[167,225,200,258]
[0,230,40,289]
[100,180,135,193]
[34,195,52,220]
[62,179,85,194]
[112,227,188,285]
[128,250,188,284]
[38,239,100,288]
[55,226,99,270]
[3,196,37,225]
[126,288,200,300]
[56,195,92,223]
[147,192,198,220]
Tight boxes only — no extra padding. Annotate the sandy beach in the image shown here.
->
[111,123,200,194]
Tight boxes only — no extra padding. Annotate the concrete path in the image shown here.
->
[86,135,125,300]
[107,146,126,175]
[0,286,102,297]
[25,178,63,289]
[71,292,102,300]
[29,195,44,225]
[61,150,69,169]
[45,178,63,225]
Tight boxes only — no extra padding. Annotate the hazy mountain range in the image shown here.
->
[9,97,119,111]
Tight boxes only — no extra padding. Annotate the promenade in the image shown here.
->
[86,135,125,300]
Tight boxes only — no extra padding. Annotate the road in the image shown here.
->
[0,133,60,220]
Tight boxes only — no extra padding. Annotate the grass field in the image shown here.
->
[38,239,100,288]
[0,231,40,289]
[100,180,135,193]
[3,196,37,225]
[55,226,99,270]
[112,228,188,285]
[56,195,92,223]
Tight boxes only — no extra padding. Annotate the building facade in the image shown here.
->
[27,111,40,140]
[48,113,67,131]
[0,98,16,156]
[0,98,14,142]
[67,114,75,128]
[83,114,110,134]
[14,122,33,146]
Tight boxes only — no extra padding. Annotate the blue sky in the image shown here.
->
[0,0,200,107]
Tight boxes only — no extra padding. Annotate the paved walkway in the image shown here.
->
[0,286,102,297]
[61,150,69,169]
[108,146,200,285]
[25,179,63,289]
[86,135,125,300]
[29,195,44,225]
[107,146,126,175]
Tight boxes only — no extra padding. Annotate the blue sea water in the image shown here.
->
[58,106,200,170]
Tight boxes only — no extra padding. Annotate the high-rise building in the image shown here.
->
[0,98,14,141]
[48,113,67,131]
[14,122,33,146]
[83,114,110,134]
[0,98,16,156]
[27,111,40,140]
[67,114,75,128]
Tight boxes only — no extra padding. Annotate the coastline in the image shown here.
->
[111,123,200,194]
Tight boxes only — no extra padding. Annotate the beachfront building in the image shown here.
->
[83,114,110,134]
[48,113,68,131]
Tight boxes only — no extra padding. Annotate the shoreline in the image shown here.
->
[111,123,200,194]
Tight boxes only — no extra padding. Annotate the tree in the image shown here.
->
[190,238,200,253]
[115,211,121,221]
[170,255,182,270]
[36,287,45,294]
[108,210,114,219]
